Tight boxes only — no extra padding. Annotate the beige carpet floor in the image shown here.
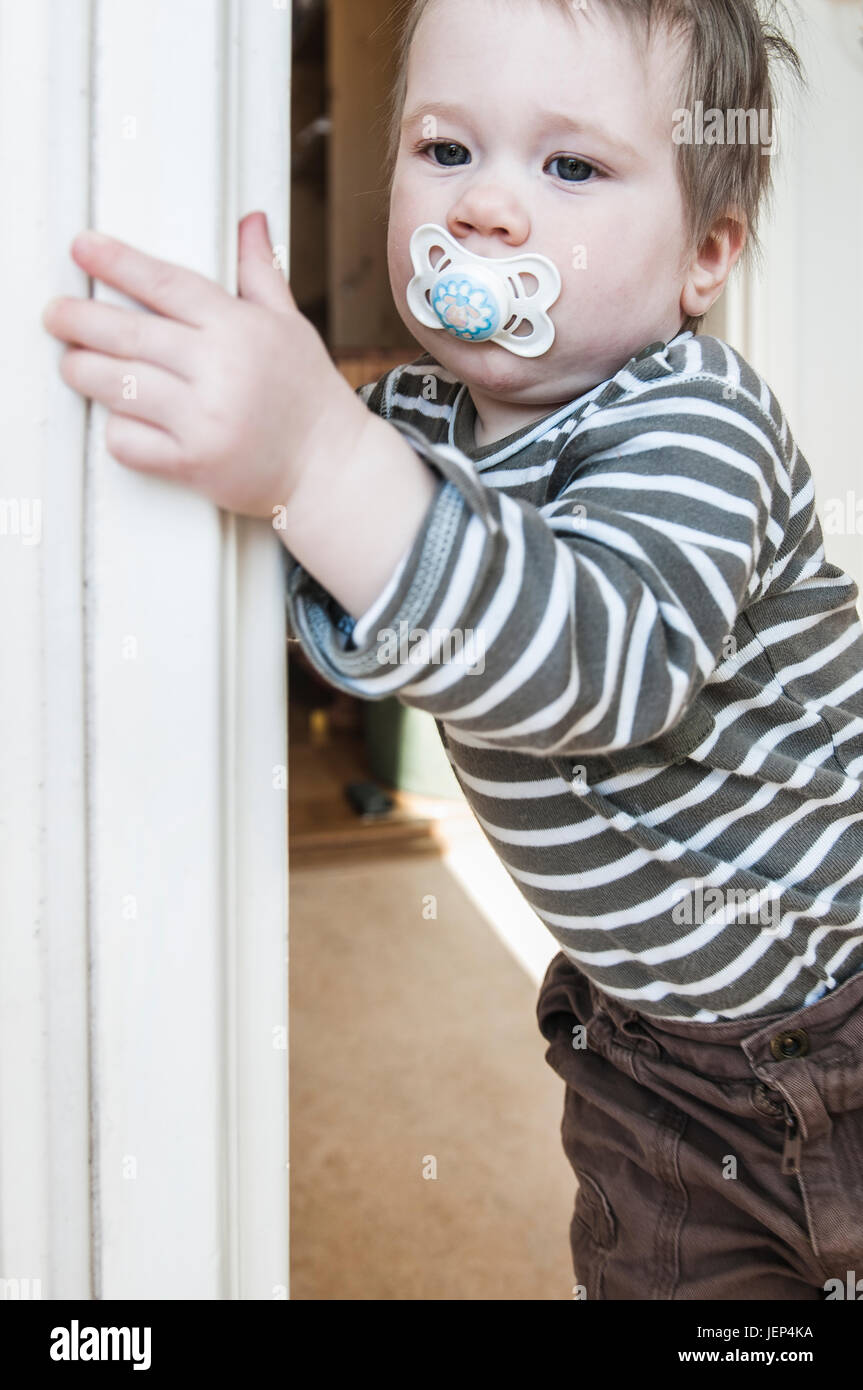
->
[289,846,577,1300]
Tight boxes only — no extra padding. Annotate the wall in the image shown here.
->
[706,0,863,594]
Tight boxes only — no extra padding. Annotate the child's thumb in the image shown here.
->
[237,211,297,313]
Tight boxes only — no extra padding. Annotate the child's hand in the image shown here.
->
[41,212,364,519]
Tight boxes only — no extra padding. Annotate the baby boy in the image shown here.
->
[43,0,863,1301]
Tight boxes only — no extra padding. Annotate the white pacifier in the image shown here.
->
[406,223,562,358]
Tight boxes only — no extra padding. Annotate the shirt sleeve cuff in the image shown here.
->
[349,539,415,649]
[284,420,485,694]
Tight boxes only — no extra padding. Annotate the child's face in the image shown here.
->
[388,0,699,406]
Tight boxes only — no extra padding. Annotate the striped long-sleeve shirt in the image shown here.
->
[284,330,863,1022]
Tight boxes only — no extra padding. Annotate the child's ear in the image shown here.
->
[681,211,747,320]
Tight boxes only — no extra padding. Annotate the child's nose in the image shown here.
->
[447,186,530,250]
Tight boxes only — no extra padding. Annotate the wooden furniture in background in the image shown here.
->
[327,0,417,354]
[334,347,417,389]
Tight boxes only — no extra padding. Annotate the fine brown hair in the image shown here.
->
[383,0,804,334]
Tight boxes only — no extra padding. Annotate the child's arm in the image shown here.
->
[284,355,801,760]
[280,394,441,618]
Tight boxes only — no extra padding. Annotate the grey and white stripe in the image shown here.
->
[285,331,863,1022]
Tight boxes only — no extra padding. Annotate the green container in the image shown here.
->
[363,697,462,799]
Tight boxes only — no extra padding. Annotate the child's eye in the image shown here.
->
[546,155,598,184]
[414,140,471,167]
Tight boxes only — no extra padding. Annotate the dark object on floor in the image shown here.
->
[344,781,395,820]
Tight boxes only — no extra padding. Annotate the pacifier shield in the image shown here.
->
[407,223,562,358]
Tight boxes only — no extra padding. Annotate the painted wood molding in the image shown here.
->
[0,0,290,1300]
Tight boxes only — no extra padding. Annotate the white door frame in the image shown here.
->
[0,0,290,1300]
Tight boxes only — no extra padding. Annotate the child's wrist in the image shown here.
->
[278,409,439,616]
[280,388,375,530]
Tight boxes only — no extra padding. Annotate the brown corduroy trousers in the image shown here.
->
[536,951,863,1300]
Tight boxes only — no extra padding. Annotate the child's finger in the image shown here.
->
[43,296,199,381]
[70,230,228,328]
[236,212,298,314]
[58,347,189,434]
[103,411,187,477]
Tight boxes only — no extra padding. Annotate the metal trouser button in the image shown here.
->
[769,1028,809,1060]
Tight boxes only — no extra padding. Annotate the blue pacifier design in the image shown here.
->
[407,223,562,358]
[429,268,502,342]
